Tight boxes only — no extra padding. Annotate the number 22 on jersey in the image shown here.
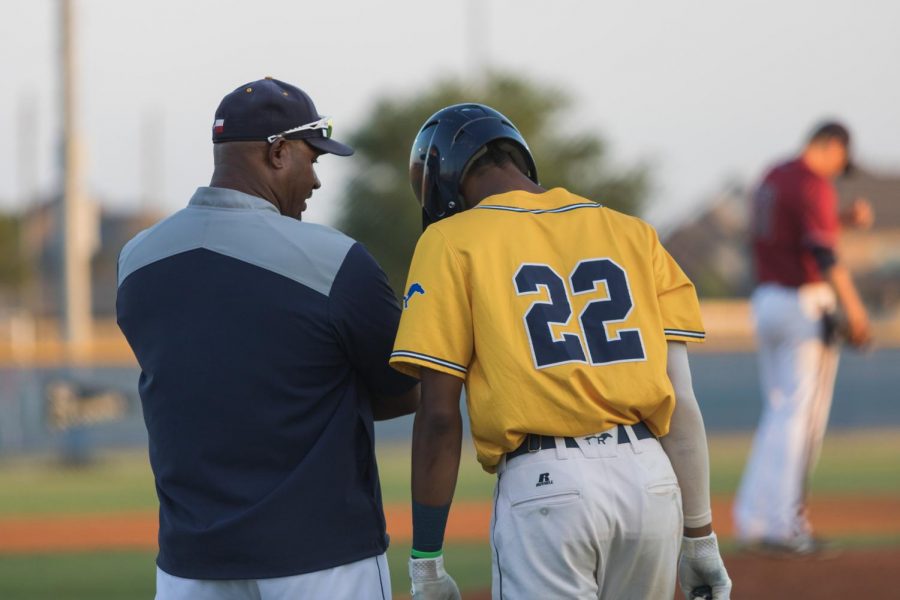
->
[513,258,646,369]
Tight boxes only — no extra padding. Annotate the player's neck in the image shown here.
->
[461,164,545,207]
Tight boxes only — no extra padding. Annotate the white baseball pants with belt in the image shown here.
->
[733,282,839,542]
[490,425,683,600]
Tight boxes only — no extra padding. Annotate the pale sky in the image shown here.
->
[1,0,899,230]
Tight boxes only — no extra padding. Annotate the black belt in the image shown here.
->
[507,422,655,462]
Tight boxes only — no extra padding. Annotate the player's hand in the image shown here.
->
[841,197,874,230]
[678,533,732,600]
[409,555,461,600]
[843,308,872,349]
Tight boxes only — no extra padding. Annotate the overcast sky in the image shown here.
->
[1,0,898,230]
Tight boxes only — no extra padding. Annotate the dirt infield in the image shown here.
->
[393,548,900,600]
[1,495,898,599]
[2,495,897,553]
[398,549,900,600]
[450,550,900,600]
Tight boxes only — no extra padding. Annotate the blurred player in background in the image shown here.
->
[391,104,731,599]
[734,121,873,555]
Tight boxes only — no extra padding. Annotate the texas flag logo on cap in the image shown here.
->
[213,119,225,134]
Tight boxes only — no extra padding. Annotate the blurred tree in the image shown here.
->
[335,72,650,294]
[0,214,28,291]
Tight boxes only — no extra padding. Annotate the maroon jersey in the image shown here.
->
[751,159,840,286]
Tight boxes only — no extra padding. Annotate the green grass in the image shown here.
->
[0,430,897,598]
[0,544,493,599]
[1,429,897,517]
[0,452,156,515]
[381,429,900,504]
[706,429,900,495]
[0,551,157,600]
[377,443,495,504]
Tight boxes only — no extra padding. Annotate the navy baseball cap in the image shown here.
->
[212,77,353,156]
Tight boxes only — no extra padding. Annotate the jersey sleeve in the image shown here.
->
[390,226,473,380]
[330,243,418,396]
[651,228,706,343]
[799,177,840,250]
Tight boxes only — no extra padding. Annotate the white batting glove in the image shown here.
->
[409,554,461,600]
[679,532,732,600]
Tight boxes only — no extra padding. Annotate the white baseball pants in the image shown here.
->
[155,553,391,600]
[734,283,839,542]
[490,426,683,600]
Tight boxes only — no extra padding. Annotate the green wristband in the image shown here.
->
[410,548,443,559]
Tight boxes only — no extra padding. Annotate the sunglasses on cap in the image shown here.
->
[266,116,334,144]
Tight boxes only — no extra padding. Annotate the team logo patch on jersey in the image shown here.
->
[403,282,425,309]
[536,472,553,487]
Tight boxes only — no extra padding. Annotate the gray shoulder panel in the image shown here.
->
[117,206,356,297]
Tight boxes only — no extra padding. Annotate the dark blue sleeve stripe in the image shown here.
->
[664,329,706,339]
[391,351,468,374]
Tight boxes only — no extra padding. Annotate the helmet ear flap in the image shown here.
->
[421,146,444,223]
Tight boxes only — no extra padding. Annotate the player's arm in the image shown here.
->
[411,368,463,509]
[801,180,871,347]
[660,341,712,535]
[390,227,468,599]
[661,341,732,600]
[816,253,871,348]
[838,197,874,229]
[408,367,463,600]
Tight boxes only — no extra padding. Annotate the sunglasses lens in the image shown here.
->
[324,119,333,139]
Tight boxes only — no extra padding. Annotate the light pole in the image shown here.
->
[59,0,94,349]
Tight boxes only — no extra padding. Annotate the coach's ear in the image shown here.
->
[267,137,289,170]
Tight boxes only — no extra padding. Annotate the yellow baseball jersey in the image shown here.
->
[390,188,704,472]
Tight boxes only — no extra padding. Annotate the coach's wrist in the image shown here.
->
[684,523,713,538]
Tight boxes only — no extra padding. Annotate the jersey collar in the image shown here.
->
[189,186,279,214]
[474,187,600,213]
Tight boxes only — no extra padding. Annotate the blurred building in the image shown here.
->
[16,197,162,317]
[665,169,900,314]
[662,182,753,299]
[835,175,900,311]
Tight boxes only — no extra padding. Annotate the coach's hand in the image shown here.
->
[679,532,732,600]
[409,555,461,600]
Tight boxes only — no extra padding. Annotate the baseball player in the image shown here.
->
[390,104,731,599]
[117,78,418,599]
[734,121,872,554]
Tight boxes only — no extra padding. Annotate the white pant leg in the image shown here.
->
[256,554,391,600]
[734,284,838,542]
[156,569,260,600]
[597,437,682,600]
[490,432,681,600]
[157,554,391,600]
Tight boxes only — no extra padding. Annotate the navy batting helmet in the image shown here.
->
[409,103,538,227]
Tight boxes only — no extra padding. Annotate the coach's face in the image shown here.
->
[269,138,322,219]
